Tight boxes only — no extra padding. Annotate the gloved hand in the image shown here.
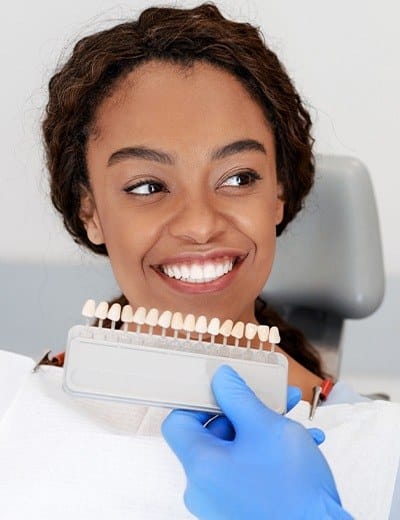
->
[162,365,352,520]
[204,384,325,444]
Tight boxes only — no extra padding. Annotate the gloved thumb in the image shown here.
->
[162,409,220,467]
[211,364,280,437]
[287,386,302,411]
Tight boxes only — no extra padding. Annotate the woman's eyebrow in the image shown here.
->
[107,139,266,166]
[211,139,266,161]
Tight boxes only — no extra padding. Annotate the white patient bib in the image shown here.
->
[287,399,400,519]
[0,366,193,519]
[0,363,399,519]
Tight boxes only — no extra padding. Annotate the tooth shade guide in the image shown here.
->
[219,319,233,347]
[195,315,208,342]
[94,301,109,328]
[231,321,244,348]
[257,324,269,350]
[66,319,289,415]
[133,306,146,324]
[268,326,281,352]
[80,300,283,361]
[171,312,184,339]
[95,301,109,319]
[183,314,196,341]
[107,303,122,330]
[145,308,159,335]
[81,299,96,330]
[82,299,96,321]
[244,322,258,349]
[158,310,172,336]
[206,317,220,345]
[121,305,134,332]
[132,306,147,333]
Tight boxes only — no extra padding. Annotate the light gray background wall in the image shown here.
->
[1,1,399,398]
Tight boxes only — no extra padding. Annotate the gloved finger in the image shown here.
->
[176,410,216,425]
[204,414,235,440]
[211,365,282,436]
[287,386,302,412]
[203,392,323,445]
[161,409,219,466]
[307,427,325,445]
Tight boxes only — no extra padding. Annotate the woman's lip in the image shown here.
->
[153,256,245,294]
[154,249,248,267]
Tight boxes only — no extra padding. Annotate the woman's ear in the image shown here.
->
[275,183,285,225]
[79,189,105,245]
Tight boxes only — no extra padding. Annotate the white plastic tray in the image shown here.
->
[63,325,288,414]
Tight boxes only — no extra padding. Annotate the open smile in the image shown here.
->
[152,254,247,293]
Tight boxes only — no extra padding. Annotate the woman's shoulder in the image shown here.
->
[322,380,370,406]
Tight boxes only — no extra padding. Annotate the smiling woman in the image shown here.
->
[43,3,324,400]
[2,3,397,519]
[81,60,283,323]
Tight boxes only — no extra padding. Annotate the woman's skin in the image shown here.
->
[80,59,322,401]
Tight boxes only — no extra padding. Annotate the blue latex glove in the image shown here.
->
[162,365,352,520]
[204,384,325,444]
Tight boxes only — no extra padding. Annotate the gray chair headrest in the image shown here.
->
[262,155,385,319]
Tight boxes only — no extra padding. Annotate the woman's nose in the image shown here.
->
[167,194,227,244]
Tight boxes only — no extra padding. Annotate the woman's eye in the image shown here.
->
[221,170,261,188]
[124,180,166,196]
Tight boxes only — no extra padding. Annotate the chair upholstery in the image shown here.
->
[262,154,385,376]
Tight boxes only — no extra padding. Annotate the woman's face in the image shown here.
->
[82,60,284,324]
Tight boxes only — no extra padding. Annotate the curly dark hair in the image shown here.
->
[42,2,324,377]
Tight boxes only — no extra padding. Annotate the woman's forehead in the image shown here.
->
[89,60,274,150]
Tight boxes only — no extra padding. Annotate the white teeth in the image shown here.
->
[215,264,224,277]
[181,265,190,278]
[203,263,215,278]
[172,266,182,279]
[161,258,235,283]
[190,264,203,280]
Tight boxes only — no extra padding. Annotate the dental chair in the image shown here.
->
[0,155,385,381]
[262,154,385,378]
